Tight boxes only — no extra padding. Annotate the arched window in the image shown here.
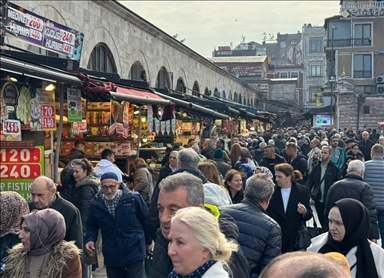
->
[214,87,220,97]
[204,87,210,96]
[129,61,146,81]
[176,78,186,93]
[238,93,242,104]
[228,91,232,100]
[222,90,226,99]
[192,81,200,97]
[156,67,170,89]
[87,43,117,73]
[234,92,238,102]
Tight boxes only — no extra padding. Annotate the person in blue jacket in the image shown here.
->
[85,172,153,278]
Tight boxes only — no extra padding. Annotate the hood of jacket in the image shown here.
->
[95,159,115,169]
[3,240,80,278]
[75,175,100,188]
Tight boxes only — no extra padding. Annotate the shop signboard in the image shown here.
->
[0,145,44,202]
[3,2,84,61]
[30,89,56,131]
[67,88,82,122]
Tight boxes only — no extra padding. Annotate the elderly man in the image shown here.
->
[221,174,282,277]
[85,172,152,278]
[201,139,216,159]
[324,160,379,242]
[364,144,384,248]
[152,172,250,278]
[359,131,375,161]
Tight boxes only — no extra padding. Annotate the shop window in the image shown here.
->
[87,43,117,73]
[129,61,145,81]
[156,67,170,89]
[363,106,370,114]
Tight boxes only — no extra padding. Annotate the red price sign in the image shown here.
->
[0,147,41,163]
[0,163,41,179]
[2,120,21,134]
[40,104,56,130]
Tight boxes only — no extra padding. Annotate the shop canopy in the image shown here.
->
[0,54,82,85]
[110,87,173,106]
[153,91,229,120]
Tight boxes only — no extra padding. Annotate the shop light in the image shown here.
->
[134,110,140,115]
[45,83,56,91]
[141,116,146,123]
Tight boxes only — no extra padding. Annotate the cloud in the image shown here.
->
[119,1,340,56]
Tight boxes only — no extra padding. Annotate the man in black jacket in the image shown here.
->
[286,142,308,183]
[359,131,375,161]
[306,146,342,231]
[259,145,286,181]
[152,172,250,278]
[324,160,379,242]
[221,174,281,277]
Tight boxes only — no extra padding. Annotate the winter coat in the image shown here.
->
[358,139,375,161]
[267,182,313,253]
[324,174,379,239]
[221,198,282,276]
[307,233,384,278]
[146,168,208,241]
[85,184,151,267]
[330,147,345,169]
[132,165,153,204]
[201,262,229,278]
[94,159,123,182]
[201,146,215,160]
[29,194,83,251]
[64,149,84,165]
[3,241,81,278]
[70,175,100,231]
[151,207,250,278]
[251,148,265,164]
[345,149,365,162]
[289,153,309,183]
[307,147,321,174]
[306,161,341,203]
[364,157,384,211]
[301,144,311,158]
[59,167,77,201]
[259,155,286,179]
[214,158,232,178]
[0,233,20,275]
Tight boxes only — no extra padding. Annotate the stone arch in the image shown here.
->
[156,66,171,89]
[238,93,242,104]
[214,87,220,98]
[82,26,121,74]
[234,92,238,102]
[192,81,200,97]
[175,68,188,91]
[87,43,118,73]
[204,87,210,96]
[228,90,233,101]
[128,48,150,83]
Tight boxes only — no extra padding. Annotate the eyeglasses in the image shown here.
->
[101,184,118,190]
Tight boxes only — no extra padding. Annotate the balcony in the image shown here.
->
[325,38,371,48]
[353,70,372,78]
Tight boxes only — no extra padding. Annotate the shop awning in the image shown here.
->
[153,91,229,119]
[109,87,173,106]
[0,54,82,85]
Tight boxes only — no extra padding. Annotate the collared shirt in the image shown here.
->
[103,190,122,217]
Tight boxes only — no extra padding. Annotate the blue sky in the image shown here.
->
[119,1,340,57]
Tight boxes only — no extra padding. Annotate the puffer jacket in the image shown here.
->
[151,206,250,278]
[324,174,379,239]
[70,175,100,231]
[59,166,77,201]
[221,199,281,277]
[85,184,151,267]
[3,241,81,278]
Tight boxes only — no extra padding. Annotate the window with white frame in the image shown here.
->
[309,37,323,53]
[290,72,299,79]
[280,72,288,78]
[354,23,371,46]
[353,54,372,78]
[309,63,323,77]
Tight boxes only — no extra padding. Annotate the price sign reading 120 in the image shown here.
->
[40,104,56,129]
[0,148,41,163]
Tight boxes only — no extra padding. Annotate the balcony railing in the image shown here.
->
[353,70,372,78]
[326,38,371,47]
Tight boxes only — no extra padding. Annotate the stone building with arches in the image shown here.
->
[5,0,262,108]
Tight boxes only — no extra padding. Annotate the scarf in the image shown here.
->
[22,209,66,256]
[318,198,378,278]
[0,191,29,237]
[168,260,215,278]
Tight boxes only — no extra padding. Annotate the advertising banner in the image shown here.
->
[4,2,84,60]
[67,88,82,122]
[0,146,44,202]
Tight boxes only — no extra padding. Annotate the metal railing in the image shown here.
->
[353,70,372,78]
[325,38,371,47]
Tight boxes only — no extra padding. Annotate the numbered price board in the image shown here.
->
[0,146,44,202]
[41,104,56,130]
[3,119,21,134]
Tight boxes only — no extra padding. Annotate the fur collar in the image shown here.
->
[4,241,80,278]
[75,175,100,188]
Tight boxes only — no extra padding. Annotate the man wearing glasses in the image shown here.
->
[85,172,152,278]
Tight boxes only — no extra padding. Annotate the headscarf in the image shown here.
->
[318,198,378,278]
[0,191,29,237]
[255,166,273,179]
[21,209,66,256]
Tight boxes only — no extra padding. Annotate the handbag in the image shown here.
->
[294,222,312,250]
[307,216,322,238]
[310,170,327,199]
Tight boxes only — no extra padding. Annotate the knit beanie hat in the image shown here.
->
[214,148,224,159]
[100,172,118,181]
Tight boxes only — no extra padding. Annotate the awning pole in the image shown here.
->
[136,106,142,157]
[54,84,64,183]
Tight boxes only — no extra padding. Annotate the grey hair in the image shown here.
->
[244,173,275,203]
[159,172,204,206]
[191,144,201,154]
[321,145,331,154]
[208,139,216,147]
[347,159,365,173]
[371,144,384,155]
[268,139,275,146]
[177,148,199,169]
[259,142,267,149]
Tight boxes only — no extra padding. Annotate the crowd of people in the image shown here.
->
[0,125,384,278]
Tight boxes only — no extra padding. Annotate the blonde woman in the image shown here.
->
[168,207,238,278]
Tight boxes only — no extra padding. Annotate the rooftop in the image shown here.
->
[207,56,268,63]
